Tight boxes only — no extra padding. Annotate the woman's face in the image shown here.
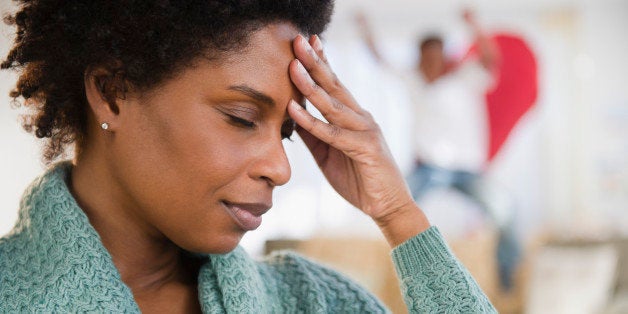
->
[108,23,301,253]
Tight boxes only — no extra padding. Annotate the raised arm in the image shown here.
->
[288,33,497,312]
[289,33,428,247]
[463,9,499,71]
[355,12,389,67]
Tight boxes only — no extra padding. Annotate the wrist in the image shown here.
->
[374,201,431,248]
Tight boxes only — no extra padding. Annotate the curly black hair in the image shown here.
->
[1,0,334,162]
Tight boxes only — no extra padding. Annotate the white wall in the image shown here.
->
[0,2,44,234]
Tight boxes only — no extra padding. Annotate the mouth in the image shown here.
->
[221,200,272,231]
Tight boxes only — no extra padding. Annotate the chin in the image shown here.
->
[177,232,244,255]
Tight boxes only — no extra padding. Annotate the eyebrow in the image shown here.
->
[227,85,276,108]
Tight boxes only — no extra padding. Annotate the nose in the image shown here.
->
[250,138,291,187]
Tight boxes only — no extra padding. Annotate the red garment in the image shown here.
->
[467,34,538,162]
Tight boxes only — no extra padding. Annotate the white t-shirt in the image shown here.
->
[408,61,493,172]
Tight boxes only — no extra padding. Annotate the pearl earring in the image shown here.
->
[101,122,109,130]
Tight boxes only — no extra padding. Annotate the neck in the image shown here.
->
[69,147,196,294]
[420,67,446,83]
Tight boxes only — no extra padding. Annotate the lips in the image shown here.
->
[221,200,271,231]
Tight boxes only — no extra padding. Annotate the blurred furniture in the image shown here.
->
[524,236,628,314]
[604,238,628,314]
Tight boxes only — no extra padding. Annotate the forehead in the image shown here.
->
[140,22,303,107]
[237,23,300,63]
[208,23,302,102]
[221,23,299,78]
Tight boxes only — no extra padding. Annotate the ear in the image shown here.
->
[84,66,128,131]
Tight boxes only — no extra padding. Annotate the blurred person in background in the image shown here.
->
[0,1,497,312]
[357,9,522,291]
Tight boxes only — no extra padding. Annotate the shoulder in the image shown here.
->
[0,162,138,312]
[258,250,389,313]
[0,232,34,312]
[0,161,74,289]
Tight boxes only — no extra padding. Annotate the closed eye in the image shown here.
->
[227,115,256,129]
[226,112,294,141]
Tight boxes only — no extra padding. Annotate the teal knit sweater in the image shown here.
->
[0,163,496,313]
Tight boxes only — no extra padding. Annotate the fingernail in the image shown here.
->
[312,35,323,51]
[300,34,316,57]
[300,34,307,42]
[298,35,309,48]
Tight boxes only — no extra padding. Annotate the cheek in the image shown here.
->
[162,112,246,183]
[113,104,245,225]
[150,116,256,252]
[112,105,254,252]
[146,112,239,198]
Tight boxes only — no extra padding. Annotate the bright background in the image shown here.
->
[1,1,627,313]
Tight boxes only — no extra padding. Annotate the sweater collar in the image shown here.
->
[4,161,269,313]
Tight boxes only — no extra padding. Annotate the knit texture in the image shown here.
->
[392,228,497,313]
[0,162,495,313]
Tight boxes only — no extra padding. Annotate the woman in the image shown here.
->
[0,1,495,313]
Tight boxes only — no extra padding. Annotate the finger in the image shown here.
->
[289,59,367,130]
[293,34,361,112]
[309,35,328,63]
[288,99,353,152]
